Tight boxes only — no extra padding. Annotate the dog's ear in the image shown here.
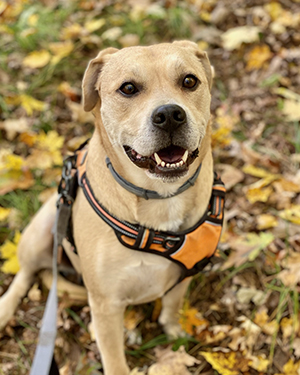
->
[172,40,214,90]
[82,47,118,112]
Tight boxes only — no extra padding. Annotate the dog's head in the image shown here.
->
[83,41,213,182]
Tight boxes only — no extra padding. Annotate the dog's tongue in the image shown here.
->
[157,146,186,163]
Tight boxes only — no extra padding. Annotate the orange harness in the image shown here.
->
[66,145,226,284]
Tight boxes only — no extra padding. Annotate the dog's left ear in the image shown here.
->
[172,40,214,90]
[82,47,118,112]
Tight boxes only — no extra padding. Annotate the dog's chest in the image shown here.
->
[136,195,196,232]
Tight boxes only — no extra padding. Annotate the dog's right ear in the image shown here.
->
[82,48,118,112]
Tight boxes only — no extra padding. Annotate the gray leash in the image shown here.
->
[30,203,71,375]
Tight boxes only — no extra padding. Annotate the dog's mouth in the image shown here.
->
[124,145,199,177]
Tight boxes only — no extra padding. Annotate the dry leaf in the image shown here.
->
[0,207,11,221]
[275,359,300,375]
[221,26,261,51]
[200,350,250,375]
[23,49,51,68]
[179,304,209,336]
[124,308,145,331]
[223,232,274,269]
[256,213,278,230]
[148,346,200,375]
[279,205,300,225]
[246,45,272,71]
[0,231,21,274]
[0,118,29,140]
[216,164,244,190]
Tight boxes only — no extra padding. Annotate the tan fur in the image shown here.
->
[0,41,214,375]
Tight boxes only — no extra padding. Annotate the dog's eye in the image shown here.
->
[119,82,138,96]
[182,75,199,89]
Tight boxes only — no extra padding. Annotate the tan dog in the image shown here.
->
[0,41,215,375]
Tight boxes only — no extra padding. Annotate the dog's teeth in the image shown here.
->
[154,152,162,165]
[136,154,142,159]
[161,161,166,167]
[176,162,180,168]
[182,150,188,163]
[171,163,176,168]
[166,163,170,168]
[179,160,184,166]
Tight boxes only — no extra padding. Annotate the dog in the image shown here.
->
[0,41,222,375]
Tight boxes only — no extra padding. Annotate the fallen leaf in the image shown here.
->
[0,231,21,274]
[282,99,300,122]
[19,94,47,115]
[279,205,300,225]
[275,359,300,375]
[124,308,145,331]
[256,213,278,230]
[149,346,200,375]
[179,304,209,336]
[200,350,250,375]
[246,45,272,71]
[221,26,261,51]
[23,49,51,68]
[246,185,273,204]
[223,232,274,269]
[84,18,105,33]
[253,308,278,335]
[248,354,270,372]
[49,41,74,65]
[0,118,29,140]
[0,207,11,221]
[216,164,244,190]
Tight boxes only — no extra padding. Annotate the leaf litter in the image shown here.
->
[0,0,300,374]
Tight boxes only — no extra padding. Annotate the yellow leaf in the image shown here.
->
[179,304,208,336]
[200,351,249,375]
[25,149,63,169]
[49,41,74,65]
[242,165,275,178]
[36,130,64,153]
[275,359,300,375]
[249,354,270,372]
[256,214,278,230]
[265,2,283,20]
[279,205,300,225]
[246,185,273,204]
[0,207,11,221]
[23,50,51,69]
[221,26,260,51]
[84,18,105,33]
[0,231,21,275]
[20,94,47,115]
[60,23,82,40]
[282,99,300,122]
[246,45,272,71]
[0,153,24,171]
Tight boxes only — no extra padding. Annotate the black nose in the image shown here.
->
[151,104,187,133]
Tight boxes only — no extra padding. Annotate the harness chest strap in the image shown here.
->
[76,148,226,279]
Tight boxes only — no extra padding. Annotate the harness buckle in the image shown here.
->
[162,236,181,249]
[57,156,77,207]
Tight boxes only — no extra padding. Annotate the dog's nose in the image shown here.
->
[151,104,186,133]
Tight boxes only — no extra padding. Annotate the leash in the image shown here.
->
[30,159,76,375]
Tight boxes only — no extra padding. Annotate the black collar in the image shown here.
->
[105,157,202,200]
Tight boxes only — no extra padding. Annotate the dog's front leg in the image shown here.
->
[158,277,191,338]
[89,294,129,375]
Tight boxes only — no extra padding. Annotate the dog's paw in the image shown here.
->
[0,295,16,330]
[162,322,188,340]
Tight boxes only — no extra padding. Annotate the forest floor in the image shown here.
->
[0,0,300,374]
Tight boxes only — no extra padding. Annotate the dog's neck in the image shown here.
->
[86,112,214,232]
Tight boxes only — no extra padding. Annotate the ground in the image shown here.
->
[0,0,300,374]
